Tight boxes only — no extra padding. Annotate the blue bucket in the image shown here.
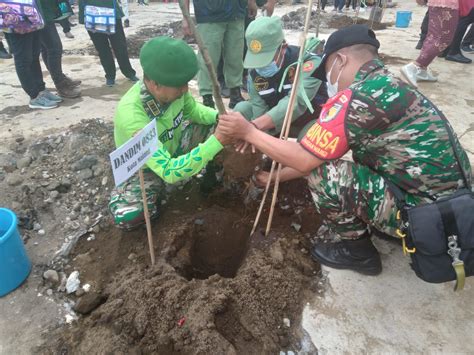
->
[0,208,32,297]
[396,11,412,28]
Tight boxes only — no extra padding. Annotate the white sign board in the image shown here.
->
[109,119,158,186]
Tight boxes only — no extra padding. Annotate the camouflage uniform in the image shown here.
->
[300,59,472,239]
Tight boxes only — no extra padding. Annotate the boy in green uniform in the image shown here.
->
[109,37,231,230]
[218,25,472,276]
[234,16,327,138]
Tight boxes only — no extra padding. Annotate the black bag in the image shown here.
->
[390,121,474,291]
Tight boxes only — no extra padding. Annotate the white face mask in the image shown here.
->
[326,56,344,97]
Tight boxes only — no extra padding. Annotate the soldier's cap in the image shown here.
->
[244,16,285,69]
[315,25,380,80]
[140,36,198,87]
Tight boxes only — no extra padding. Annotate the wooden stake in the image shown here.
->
[139,169,156,265]
[265,0,315,236]
[178,0,227,115]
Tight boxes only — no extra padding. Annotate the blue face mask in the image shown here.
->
[256,61,279,78]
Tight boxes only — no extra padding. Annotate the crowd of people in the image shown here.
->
[1,0,473,282]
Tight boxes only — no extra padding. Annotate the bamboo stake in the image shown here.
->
[178,0,227,115]
[264,0,315,236]
[139,169,156,265]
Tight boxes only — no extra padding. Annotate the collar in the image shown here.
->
[139,81,168,120]
[353,58,385,83]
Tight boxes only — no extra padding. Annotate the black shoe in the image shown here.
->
[445,53,472,64]
[229,87,244,109]
[124,19,130,28]
[0,48,12,59]
[461,45,474,53]
[219,81,230,98]
[202,95,215,109]
[310,234,382,275]
[415,40,424,50]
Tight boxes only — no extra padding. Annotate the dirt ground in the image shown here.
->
[1,0,473,354]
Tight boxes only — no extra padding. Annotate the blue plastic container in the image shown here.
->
[0,208,31,297]
[396,11,412,28]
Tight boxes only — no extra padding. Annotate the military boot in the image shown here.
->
[228,87,244,109]
[55,78,81,98]
[310,232,382,275]
[202,94,215,109]
[63,75,81,87]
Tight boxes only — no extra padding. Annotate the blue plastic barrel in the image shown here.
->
[0,208,31,297]
[396,11,412,28]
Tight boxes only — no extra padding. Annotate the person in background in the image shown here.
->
[401,0,459,87]
[79,0,138,86]
[444,2,473,63]
[182,0,255,109]
[461,24,474,51]
[121,0,130,27]
[38,0,81,98]
[59,17,75,38]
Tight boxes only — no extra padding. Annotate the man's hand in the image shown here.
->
[218,112,256,141]
[182,19,192,36]
[248,0,258,18]
[235,140,256,154]
[214,126,234,146]
[254,170,272,187]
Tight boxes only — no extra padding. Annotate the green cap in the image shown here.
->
[244,16,284,69]
[140,36,198,87]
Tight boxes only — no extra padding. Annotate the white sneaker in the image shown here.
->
[400,63,418,88]
[416,68,438,82]
[29,95,59,109]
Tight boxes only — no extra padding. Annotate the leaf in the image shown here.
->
[183,168,193,173]
[174,171,182,177]
[164,170,171,176]
[157,159,166,165]
[179,157,185,166]
[192,148,200,156]
[193,157,202,162]
[173,160,178,167]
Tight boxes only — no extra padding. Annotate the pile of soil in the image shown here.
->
[36,169,323,354]
[282,7,391,31]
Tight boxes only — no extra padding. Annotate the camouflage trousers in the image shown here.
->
[306,159,399,239]
[108,121,213,230]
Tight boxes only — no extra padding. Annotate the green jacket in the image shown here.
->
[78,0,124,24]
[114,82,223,184]
[193,0,247,23]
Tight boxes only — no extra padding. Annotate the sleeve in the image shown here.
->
[247,73,270,118]
[299,89,351,160]
[267,62,322,132]
[145,135,223,184]
[183,92,218,126]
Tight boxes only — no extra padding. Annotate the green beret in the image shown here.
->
[140,36,198,87]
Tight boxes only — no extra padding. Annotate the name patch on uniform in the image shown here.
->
[159,111,183,143]
[300,89,352,160]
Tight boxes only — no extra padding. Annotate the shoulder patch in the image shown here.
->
[303,61,314,72]
[253,76,269,92]
[300,89,352,160]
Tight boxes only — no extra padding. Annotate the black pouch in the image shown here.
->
[390,119,473,291]
[399,190,474,288]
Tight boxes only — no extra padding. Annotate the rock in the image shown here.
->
[16,156,32,169]
[38,229,45,235]
[66,271,81,294]
[92,165,103,177]
[46,181,60,191]
[75,288,85,297]
[46,289,53,296]
[43,270,59,285]
[87,234,95,241]
[82,283,91,293]
[128,253,138,261]
[58,272,67,292]
[270,243,284,264]
[71,155,98,171]
[101,176,108,186]
[6,174,22,186]
[291,222,302,232]
[84,216,91,225]
[194,218,204,225]
[49,191,60,200]
[33,222,41,231]
[73,293,107,315]
[283,317,291,328]
[77,168,93,181]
